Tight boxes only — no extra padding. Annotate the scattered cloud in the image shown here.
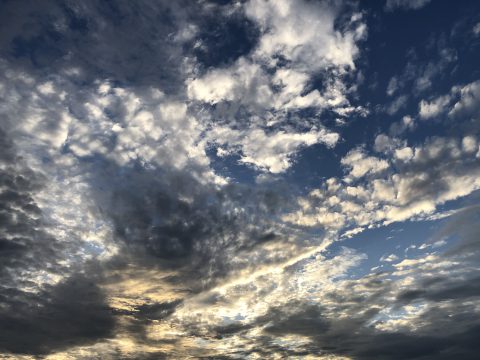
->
[0,0,479,358]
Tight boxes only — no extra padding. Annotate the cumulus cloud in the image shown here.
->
[419,95,452,119]
[342,148,390,178]
[285,133,480,230]
[210,126,339,173]
[418,80,480,120]
[186,0,366,174]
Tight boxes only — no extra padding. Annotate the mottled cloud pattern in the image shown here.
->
[1,0,480,359]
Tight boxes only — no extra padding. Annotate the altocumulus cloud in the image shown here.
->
[1,0,480,359]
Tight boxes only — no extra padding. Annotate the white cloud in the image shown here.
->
[245,0,363,70]
[284,134,480,230]
[418,79,480,120]
[448,80,480,118]
[187,69,239,104]
[341,149,389,178]
[462,135,478,153]
[185,0,366,174]
[473,22,480,36]
[418,95,452,119]
[380,253,399,262]
[209,126,339,173]
[374,133,404,153]
[386,76,399,96]
[394,146,414,162]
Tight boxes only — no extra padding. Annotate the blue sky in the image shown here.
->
[1,0,480,358]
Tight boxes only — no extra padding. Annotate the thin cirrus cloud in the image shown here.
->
[0,0,480,359]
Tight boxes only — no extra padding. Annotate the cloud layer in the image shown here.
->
[1,0,480,359]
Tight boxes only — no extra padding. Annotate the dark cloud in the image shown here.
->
[0,0,201,91]
[134,299,183,321]
[396,276,480,305]
[0,274,114,355]
[0,128,116,356]
[0,128,60,288]
[233,301,480,359]
[261,303,330,336]
[86,158,294,292]
[204,225,480,360]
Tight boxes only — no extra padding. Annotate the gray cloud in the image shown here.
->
[85,158,298,292]
[0,0,199,91]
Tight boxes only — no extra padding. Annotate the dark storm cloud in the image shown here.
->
[0,0,262,92]
[206,203,480,359]
[85,158,295,292]
[395,275,480,309]
[220,299,480,360]
[0,274,114,355]
[0,0,201,91]
[0,128,116,356]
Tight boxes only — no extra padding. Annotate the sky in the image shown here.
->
[0,0,480,359]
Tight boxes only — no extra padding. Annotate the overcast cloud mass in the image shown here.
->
[1,0,480,359]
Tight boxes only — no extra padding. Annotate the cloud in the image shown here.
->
[245,0,364,70]
[0,274,114,356]
[387,76,399,96]
[0,0,198,90]
[385,41,458,100]
[385,94,408,115]
[285,133,480,229]
[380,253,399,262]
[419,95,452,119]
[448,80,480,119]
[385,0,432,11]
[185,0,366,174]
[474,22,480,36]
[390,115,416,136]
[418,80,480,120]
[210,126,339,173]
[341,148,389,179]
[1,0,480,358]
[0,123,117,357]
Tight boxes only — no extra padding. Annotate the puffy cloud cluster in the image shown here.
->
[284,133,480,231]
[419,80,480,120]
[210,126,339,173]
[187,0,366,173]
